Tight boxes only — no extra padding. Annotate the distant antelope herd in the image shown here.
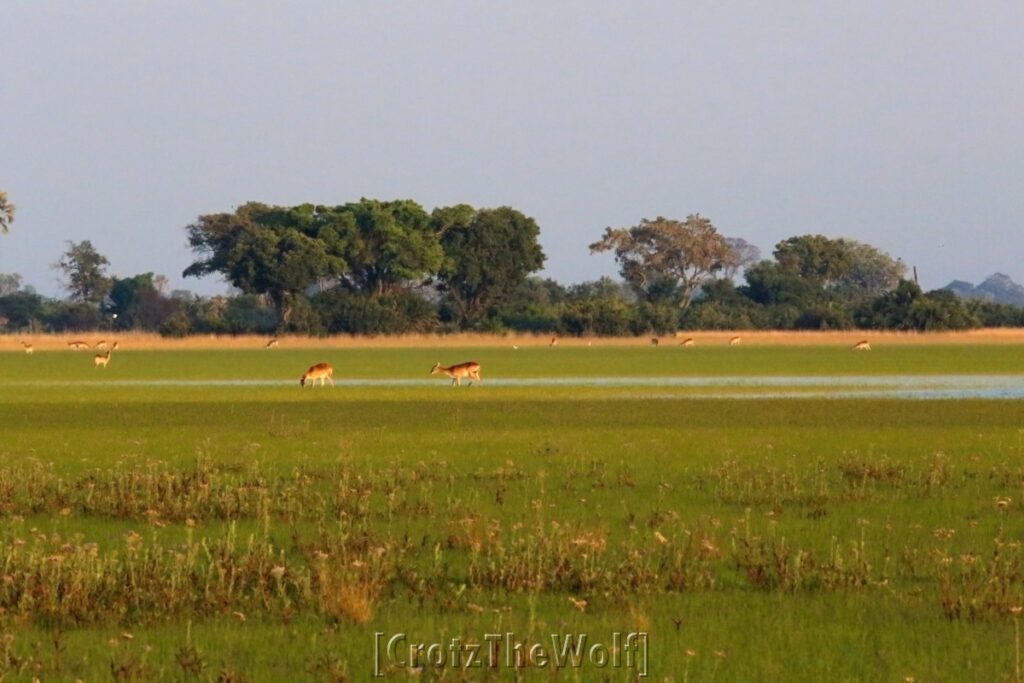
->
[10,336,876,387]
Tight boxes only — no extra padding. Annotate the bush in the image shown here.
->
[312,288,437,334]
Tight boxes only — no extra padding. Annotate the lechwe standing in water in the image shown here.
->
[431,361,482,387]
[94,350,112,368]
[300,362,334,387]
[852,340,871,351]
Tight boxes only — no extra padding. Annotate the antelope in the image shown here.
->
[300,362,334,387]
[549,336,559,347]
[651,338,659,346]
[729,336,742,346]
[111,341,120,351]
[430,361,481,387]
[20,341,33,355]
[852,340,871,351]
[679,338,694,347]
[94,340,107,350]
[68,340,89,350]
[94,350,112,368]
[266,338,279,349]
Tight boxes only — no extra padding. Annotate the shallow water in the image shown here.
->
[3,374,1024,399]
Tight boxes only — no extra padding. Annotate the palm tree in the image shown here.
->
[0,191,14,234]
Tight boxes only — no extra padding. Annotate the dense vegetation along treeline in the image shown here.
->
[2,195,1023,335]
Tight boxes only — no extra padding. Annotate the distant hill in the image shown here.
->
[943,273,1024,307]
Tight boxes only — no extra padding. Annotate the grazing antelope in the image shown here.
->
[265,338,279,349]
[852,340,871,351]
[651,338,659,346]
[111,341,120,351]
[94,350,112,368]
[94,340,107,350]
[679,338,694,347]
[549,336,559,347]
[20,341,33,355]
[729,336,742,346]
[430,361,482,387]
[68,340,89,350]
[300,362,334,387]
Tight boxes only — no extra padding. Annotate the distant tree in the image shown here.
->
[590,215,732,312]
[108,272,180,330]
[0,191,14,235]
[183,203,347,325]
[55,240,112,305]
[740,261,821,307]
[325,198,441,296]
[0,273,22,296]
[721,237,761,280]
[773,234,904,302]
[0,290,44,331]
[433,204,546,325]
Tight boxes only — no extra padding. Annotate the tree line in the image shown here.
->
[1,194,1023,335]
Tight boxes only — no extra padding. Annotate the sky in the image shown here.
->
[3,2,1023,297]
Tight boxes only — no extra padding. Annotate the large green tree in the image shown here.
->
[55,240,112,304]
[590,214,733,311]
[433,204,546,325]
[773,234,904,302]
[184,203,348,324]
[324,198,441,296]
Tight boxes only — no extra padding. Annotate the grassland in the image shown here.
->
[0,343,1023,681]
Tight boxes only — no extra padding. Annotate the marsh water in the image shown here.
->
[7,374,1024,399]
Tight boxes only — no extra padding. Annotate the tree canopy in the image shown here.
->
[0,191,14,235]
[434,205,546,325]
[55,240,112,305]
[590,215,735,311]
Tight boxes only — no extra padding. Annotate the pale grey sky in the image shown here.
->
[3,2,1023,297]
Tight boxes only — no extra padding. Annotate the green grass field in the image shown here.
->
[1,345,1023,681]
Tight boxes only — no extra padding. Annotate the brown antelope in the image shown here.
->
[651,338,659,346]
[111,341,120,351]
[94,350,111,368]
[852,340,871,351]
[94,340,107,350]
[20,341,33,355]
[679,338,694,347]
[729,336,742,346]
[300,362,334,387]
[431,361,481,387]
[266,338,279,349]
[549,336,559,347]
[68,340,89,350]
